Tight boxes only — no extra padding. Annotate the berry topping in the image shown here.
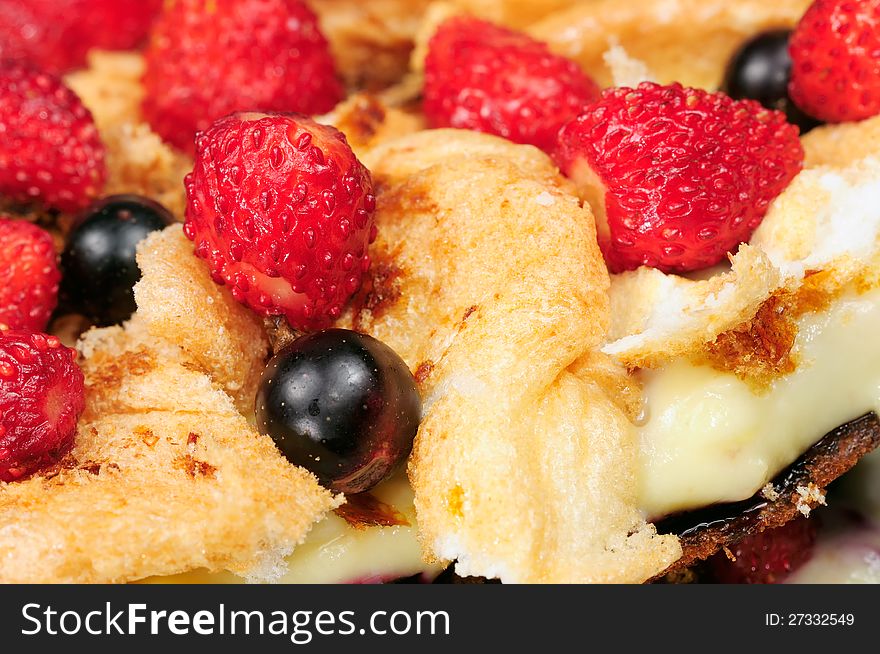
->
[708,518,817,584]
[184,112,376,331]
[0,0,162,73]
[0,328,85,482]
[0,63,106,213]
[423,16,600,153]
[789,0,880,123]
[722,30,822,134]
[554,82,803,274]
[143,0,343,154]
[0,218,60,332]
[59,195,173,327]
[256,329,421,494]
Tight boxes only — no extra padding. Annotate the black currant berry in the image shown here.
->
[59,194,172,326]
[722,30,822,134]
[256,329,421,494]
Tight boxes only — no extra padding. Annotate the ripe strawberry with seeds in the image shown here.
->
[0,0,162,73]
[788,0,880,123]
[0,63,106,213]
[0,329,85,482]
[554,82,803,274]
[423,16,600,153]
[709,518,817,584]
[143,0,343,154]
[0,218,60,332]
[184,112,376,331]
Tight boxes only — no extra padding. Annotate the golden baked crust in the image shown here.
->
[133,226,269,413]
[319,93,424,159]
[312,0,434,90]
[802,114,880,170]
[65,51,191,218]
[529,0,810,89]
[339,130,681,582]
[0,228,338,584]
[451,0,586,28]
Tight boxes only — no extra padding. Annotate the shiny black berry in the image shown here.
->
[256,329,421,494]
[722,30,822,134]
[59,195,172,326]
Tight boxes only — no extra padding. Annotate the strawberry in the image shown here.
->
[143,0,343,155]
[0,218,60,332]
[0,329,85,482]
[184,112,376,331]
[424,16,599,153]
[554,82,803,274]
[709,518,817,584]
[789,0,880,123]
[0,0,162,73]
[0,63,107,213]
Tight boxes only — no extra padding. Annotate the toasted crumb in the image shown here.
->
[134,226,270,414]
[65,50,145,132]
[603,42,655,87]
[761,483,780,501]
[535,191,555,207]
[102,123,191,219]
[795,483,827,517]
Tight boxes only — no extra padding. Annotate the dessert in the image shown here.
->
[1,0,879,585]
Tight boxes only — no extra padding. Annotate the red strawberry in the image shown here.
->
[0,63,107,213]
[554,82,803,274]
[424,16,600,153]
[0,328,85,482]
[184,112,376,331]
[143,0,343,155]
[789,0,880,123]
[709,518,817,584]
[0,0,162,73]
[0,218,60,332]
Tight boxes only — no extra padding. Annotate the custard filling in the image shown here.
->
[638,286,880,518]
[142,474,442,584]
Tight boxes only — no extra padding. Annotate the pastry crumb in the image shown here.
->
[603,42,654,87]
[795,483,826,517]
[761,483,780,501]
[535,191,555,207]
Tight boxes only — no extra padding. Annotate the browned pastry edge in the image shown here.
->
[653,412,880,580]
[427,413,880,584]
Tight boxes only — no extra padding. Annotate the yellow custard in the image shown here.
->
[638,287,880,518]
[142,474,443,584]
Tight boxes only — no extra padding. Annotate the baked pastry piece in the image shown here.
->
[339,129,681,582]
[529,0,811,89]
[0,227,338,583]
